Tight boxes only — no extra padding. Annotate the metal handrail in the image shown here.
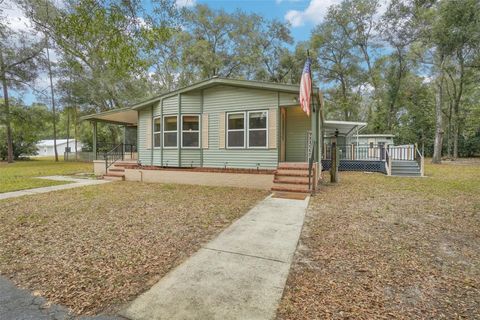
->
[104,143,124,172]
[415,144,424,176]
[308,144,315,191]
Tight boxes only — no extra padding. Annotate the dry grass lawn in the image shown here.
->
[277,161,480,319]
[0,182,268,315]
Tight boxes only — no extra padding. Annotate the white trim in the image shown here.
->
[181,114,201,149]
[226,111,246,149]
[163,114,178,149]
[153,116,162,149]
[247,110,268,149]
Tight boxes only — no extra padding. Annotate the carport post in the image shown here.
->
[92,120,97,160]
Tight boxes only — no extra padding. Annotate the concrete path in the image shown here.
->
[0,176,110,201]
[121,194,309,320]
[0,276,123,320]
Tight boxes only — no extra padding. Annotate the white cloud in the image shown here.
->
[175,0,196,8]
[285,0,389,28]
[285,0,340,27]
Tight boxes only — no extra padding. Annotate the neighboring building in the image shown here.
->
[352,134,395,147]
[36,139,83,157]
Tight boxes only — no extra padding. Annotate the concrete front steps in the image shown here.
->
[103,160,137,181]
[271,163,312,193]
[391,160,421,177]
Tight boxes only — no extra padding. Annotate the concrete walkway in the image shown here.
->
[0,176,110,200]
[121,194,309,320]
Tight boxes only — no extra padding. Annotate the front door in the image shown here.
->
[284,106,311,162]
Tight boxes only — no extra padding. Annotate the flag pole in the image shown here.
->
[307,50,315,113]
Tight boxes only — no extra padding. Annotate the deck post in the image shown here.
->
[330,141,338,183]
[92,120,97,160]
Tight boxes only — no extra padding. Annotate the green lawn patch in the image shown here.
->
[0,158,93,193]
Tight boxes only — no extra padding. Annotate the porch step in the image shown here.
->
[391,171,421,177]
[277,162,309,170]
[273,176,309,185]
[103,174,125,181]
[391,160,421,177]
[391,160,418,167]
[108,168,125,172]
[113,161,138,168]
[275,169,310,177]
[272,162,314,194]
[271,183,310,193]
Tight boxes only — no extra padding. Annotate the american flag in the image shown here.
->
[299,57,312,117]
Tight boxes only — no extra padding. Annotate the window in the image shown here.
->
[153,117,161,148]
[227,112,245,148]
[182,115,200,148]
[248,111,267,148]
[163,116,178,148]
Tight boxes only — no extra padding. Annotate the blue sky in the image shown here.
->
[187,0,320,42]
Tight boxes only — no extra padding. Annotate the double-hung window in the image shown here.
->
[227,112,245,148]
[182,115,200,148]
[163,115,178,148]
[153,117,161,148]
[226,110,268,149]
[247,111,267,148]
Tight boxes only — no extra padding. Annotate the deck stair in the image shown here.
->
[391,160,421,177]
[103,160,137,181]
[271,162,313,193]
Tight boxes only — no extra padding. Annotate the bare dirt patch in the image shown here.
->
[0,182,268,315]
[277,163,480,319]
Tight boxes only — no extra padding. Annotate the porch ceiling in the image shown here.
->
[324,120,367,136]
[80,107,138,125]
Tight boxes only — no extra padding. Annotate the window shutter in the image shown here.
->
[268,108,277,149]
[202,113,209,149]
[218,112,225,149]
[145,115,152,150]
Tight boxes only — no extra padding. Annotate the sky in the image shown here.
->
[170,0,342,42]
[1,0,345,105]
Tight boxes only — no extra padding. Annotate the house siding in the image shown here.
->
[202,86,278,169]
[279,92,298,106]
[138,108,152,165]
[135,85,309,169]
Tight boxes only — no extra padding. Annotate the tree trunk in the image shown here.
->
[0,51,14,163]
[432,79,444,164]
[74,106,78,160]
[45,35,58,162]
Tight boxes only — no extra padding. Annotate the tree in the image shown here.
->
[21,0,176,111]
[0,100,51,160]
[311,10,363,121]
[0,9,44,162]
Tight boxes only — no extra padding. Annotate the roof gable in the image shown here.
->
[132,77,315,110]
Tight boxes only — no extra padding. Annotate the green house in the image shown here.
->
[84,77,420,190]
[83,78,327,191]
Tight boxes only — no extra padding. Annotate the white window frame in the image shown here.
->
[163,114,178,149]
[247,110,268,149]
[226,111,246,149]
[181,114,201,149]
[153,116,162,148]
